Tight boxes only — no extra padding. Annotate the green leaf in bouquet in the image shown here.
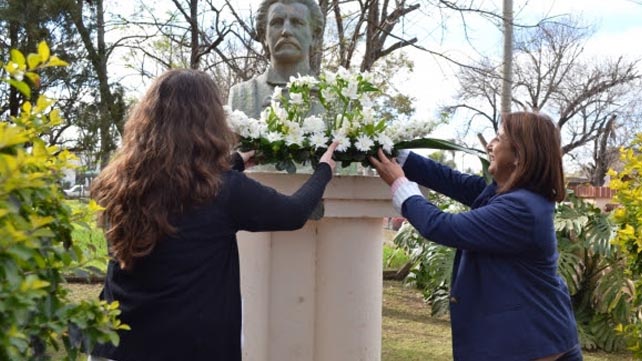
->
[275,159,297,174]
[395,138,491,182]
[293,148,311,163]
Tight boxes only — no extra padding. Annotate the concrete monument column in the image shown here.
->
[238,173,400,361]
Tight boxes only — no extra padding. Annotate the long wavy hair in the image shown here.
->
[91,69,236,269]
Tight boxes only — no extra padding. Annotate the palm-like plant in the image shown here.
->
[555,193,634,352]
[392,193,462,317]
[393,221,455,317]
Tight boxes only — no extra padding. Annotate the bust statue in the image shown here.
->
[228,0,325,119]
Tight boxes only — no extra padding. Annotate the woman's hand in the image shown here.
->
[239,150,256,169]
[319,141,339,173]
[369,148,405,186]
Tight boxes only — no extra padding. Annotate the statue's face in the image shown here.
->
[266,2,312,64]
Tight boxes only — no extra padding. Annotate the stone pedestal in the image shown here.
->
[238,172,398,361]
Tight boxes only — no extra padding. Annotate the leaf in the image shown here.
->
[49,109,62,126]
[43,56,69,67]
[395,137,486,157]
[24,72,40,88]
[8,79,30,98]
[38,41,50,63]
[10,49,25,67]
[395,137,491,181]
[0,124,29,148]
[27,53,41,70]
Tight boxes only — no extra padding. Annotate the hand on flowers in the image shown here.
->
[369,148,405,186]
[239,150,256,169]
[319,141,339,173]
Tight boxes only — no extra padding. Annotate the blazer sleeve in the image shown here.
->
[403,152,487,207]
[401,192,536,255]
[229,163,332,232]
[230,152,245,172]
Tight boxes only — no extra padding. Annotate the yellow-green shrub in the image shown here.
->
[0,42,127,360]
[608,133,642,358]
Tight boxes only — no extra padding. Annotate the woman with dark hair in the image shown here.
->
[370,112,582,361]
[88,68,338,361]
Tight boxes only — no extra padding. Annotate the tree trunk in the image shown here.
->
[190,0,199,69]
[68,0,121,169]
[8,20,20,117]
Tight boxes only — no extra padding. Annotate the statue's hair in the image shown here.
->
[91,69,236,270]
[255,0,325,58]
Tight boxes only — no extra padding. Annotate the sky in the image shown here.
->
[389,0,642,171]
[107,0,642,172]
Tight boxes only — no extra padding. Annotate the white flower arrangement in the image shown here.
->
[226,67,469,173]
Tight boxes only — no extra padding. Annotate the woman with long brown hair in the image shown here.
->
[370,112,582,361]
[88,68,337,361]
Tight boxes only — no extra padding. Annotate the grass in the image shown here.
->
[382,280,453,360]
[381,280,634,361]
[57,214,633,360]
[59,280,633,361]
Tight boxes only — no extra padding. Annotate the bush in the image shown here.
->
[0,42,126,360]
[608,135,642,358]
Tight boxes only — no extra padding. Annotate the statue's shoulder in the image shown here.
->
[228,72,273,119]
[230,72,268,94]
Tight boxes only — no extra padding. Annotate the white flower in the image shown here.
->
[290,92,304,105]
[302,115,326,134]
[360,71,373,83]
[331,131,351,152]
[362,107,375,125]
[322,69,336,84]
[247,118,267,138]
[342,79,359,99]
[288,74,319,88]
[360,95,374,109]
[285,134,304,146]
[272,86,283,101]
[309,132,329,149]
[321,87,336,102]
[377,134,394,153]
[265,131,282,143]
[336,67,350,80]
[272,102,288,122]
[228,66,441,171]
[355,134,375,152]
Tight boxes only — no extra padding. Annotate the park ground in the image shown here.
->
[64,280,632,361]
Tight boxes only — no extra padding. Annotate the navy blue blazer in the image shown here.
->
[401,152,579,361]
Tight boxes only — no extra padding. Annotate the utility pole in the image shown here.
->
[501,0,513,115]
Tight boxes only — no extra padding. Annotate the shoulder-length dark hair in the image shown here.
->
[499,111,565,202]
[91,69,236,269]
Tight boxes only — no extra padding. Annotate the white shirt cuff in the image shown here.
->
[396,149,411,166]
[392,180,422,214]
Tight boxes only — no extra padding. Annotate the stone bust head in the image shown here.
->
[255,0,325,68]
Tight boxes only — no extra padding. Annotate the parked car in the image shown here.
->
[63,184,86,198]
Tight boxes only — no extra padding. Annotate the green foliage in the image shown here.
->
[0,43,126,360]
[392,194,463,317]
[555,193,634,353]
[383,244,410,270]
[608,134,642,358]
[394,221,455,317]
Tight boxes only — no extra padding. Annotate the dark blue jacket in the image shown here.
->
[91,163,332,361]
[401,152,579,361]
